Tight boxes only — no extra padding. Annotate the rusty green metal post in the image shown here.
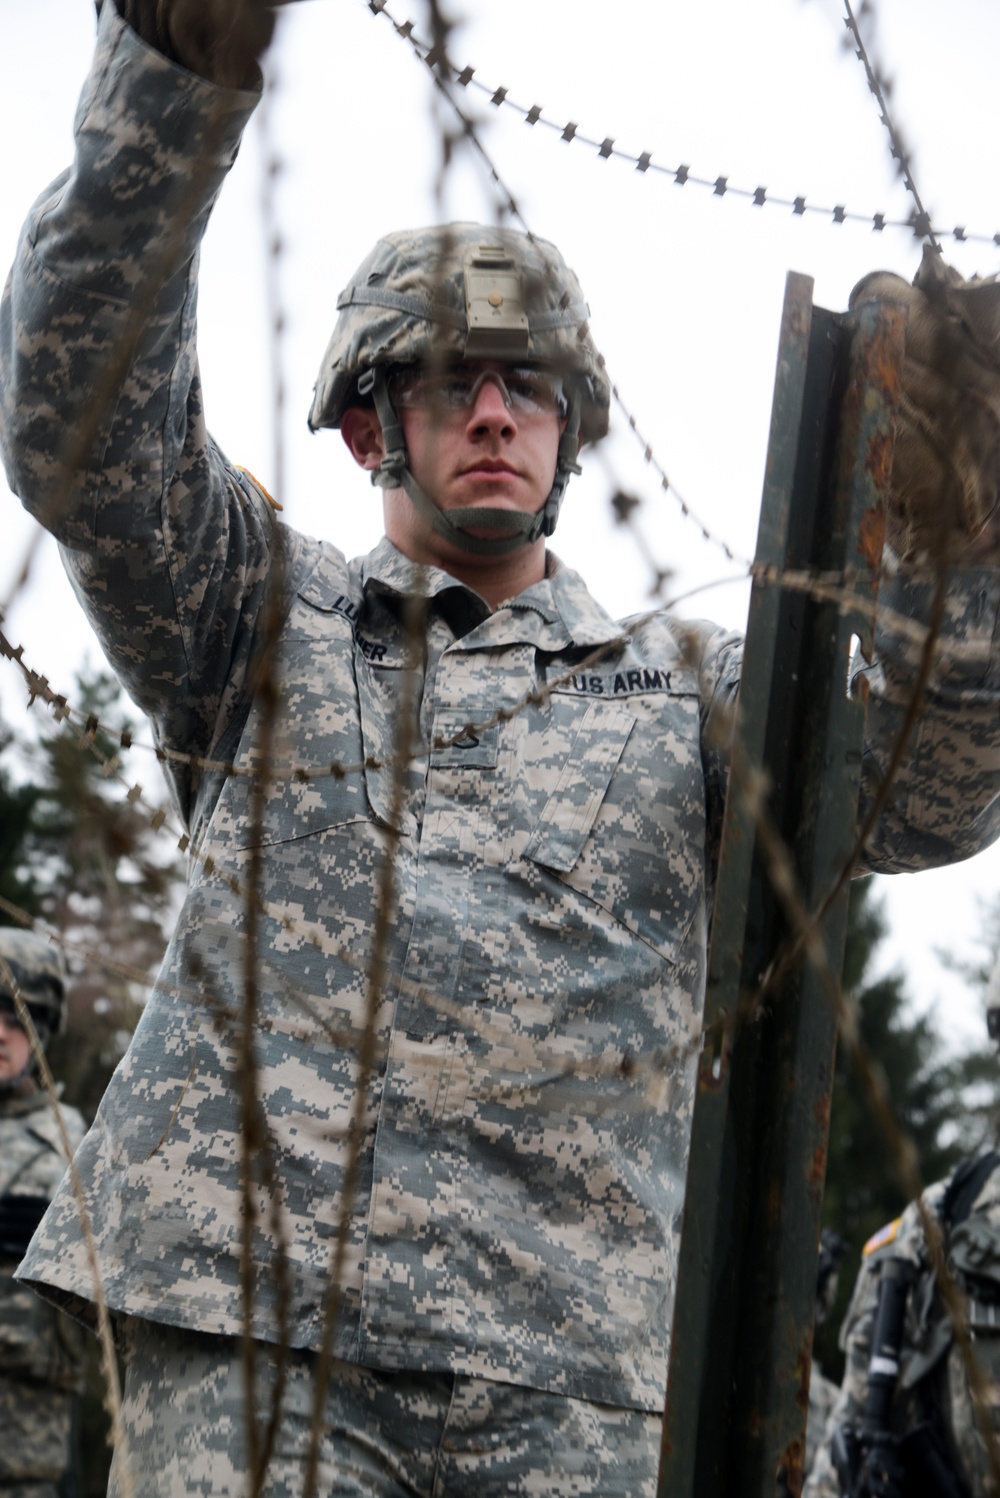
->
[657,273,905,1496]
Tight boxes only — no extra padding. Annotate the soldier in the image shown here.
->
[0,930,86,1498]
[4,3,1000,1495]
[805,976,1000,1498]
[803,1150,1000,1498]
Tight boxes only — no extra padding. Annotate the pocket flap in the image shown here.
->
[523,702,635,873]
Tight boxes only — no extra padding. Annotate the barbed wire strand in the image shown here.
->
[364,0,1000,252]
[3,2,997,1481]
[240,551,295,1494]
[370,9,1000,1458]
[241,69,295,1495]
[726,750,1000,1490]
[7,562,972,820]
[303,589,429,1498]
[842,0,942,253]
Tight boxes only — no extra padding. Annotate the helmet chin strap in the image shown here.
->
[358,369,582,558]
[0,1059,34,1095]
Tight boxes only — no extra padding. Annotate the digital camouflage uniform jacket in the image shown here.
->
[0,1091,86,1490]
[804,1160,1000,1497]
[6,4,1000,1413]
[804,1362,840,1483]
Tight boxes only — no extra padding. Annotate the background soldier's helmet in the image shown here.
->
[0,929,67,1047]
[308,222,611,441]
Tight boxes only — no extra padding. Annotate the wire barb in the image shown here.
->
[357,0,999,249]
[842,0,941,251]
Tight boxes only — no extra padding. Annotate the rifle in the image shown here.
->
[831,1257,969,1498]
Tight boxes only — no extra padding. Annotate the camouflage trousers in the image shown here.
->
[107,1317,662,1497]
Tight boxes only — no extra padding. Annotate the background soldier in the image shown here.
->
[6,3,1000,1495]
[0,930,86,1498]
[804,1151,1000,1498]
[805,970,1000,1498]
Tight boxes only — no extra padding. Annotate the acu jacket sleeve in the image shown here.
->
[0,3,305,828]
[693,563,1000,890]
[855,568,1000,873]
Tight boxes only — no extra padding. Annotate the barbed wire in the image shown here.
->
[1,598,962,1133]
[4,0,1000,1487]
[8,578,1000,1483]
[725,746,1000,1493]
[2,560,969,799]
[841,0,941,253]
[2,552,981,1109]
[365,0,819,579]
[365,0,1000,252]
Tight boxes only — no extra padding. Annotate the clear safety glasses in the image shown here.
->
[390,365,567,419]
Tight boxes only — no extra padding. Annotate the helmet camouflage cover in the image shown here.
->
[309,222,611,443]
[0,929,67,1038]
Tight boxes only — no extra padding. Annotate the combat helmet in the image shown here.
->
[309,223,611,555]
[0,929,67,1048]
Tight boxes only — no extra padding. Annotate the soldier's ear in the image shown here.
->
[341,407,385,472]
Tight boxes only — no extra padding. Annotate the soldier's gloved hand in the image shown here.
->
[114,0,277,89]
[850,245,1000,565]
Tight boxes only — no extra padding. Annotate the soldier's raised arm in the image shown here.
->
[843,252,1000,874]
[0,1,287,824]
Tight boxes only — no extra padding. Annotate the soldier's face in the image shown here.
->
[398,363,563,522]
[0,1007,31,1082]
[343,363,564,574]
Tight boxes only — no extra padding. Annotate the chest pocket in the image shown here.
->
[524,702,634,871]
[521,672,706,963]
[213,605,372,850]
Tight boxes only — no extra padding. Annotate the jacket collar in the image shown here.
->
[359,538,626,651]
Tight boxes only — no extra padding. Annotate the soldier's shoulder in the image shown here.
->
[861,1184,943,1270]
[859,1154,1000,1268]
[617,611,743,677]
[258,526,351,616]
[22,1100,87,1160]
[861,1215,906,1259]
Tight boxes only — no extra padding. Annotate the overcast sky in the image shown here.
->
[2,0,1000,1044]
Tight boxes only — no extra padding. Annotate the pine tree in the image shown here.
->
[0,671,183,1497]
[0,722,42,920]
[934,896,1000,1152]
[0,667,182,1117]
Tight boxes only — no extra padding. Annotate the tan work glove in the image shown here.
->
[850,245,1000,564]
[116,0,277,89]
